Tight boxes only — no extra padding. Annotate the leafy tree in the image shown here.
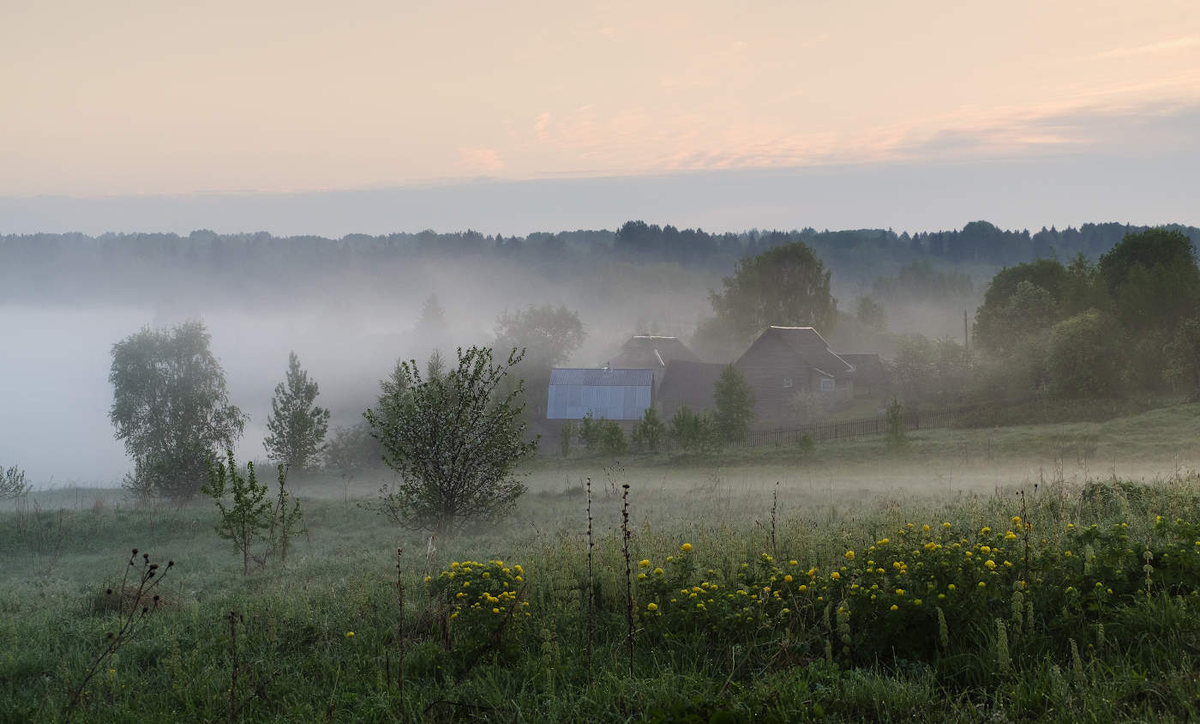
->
[109,321,245,501]
[264,352,330,470]
[1165,318,1200,401]
[365,346,536,535]
[855,296,887,329]
[0,464,29,500]
[1100,228,1200,331]
[706,241,837,349]
[630,407,667,453]
[1044,311,1122,399]
[974,281,1058,355]
[712,364,755,443]
[323,422,384,472]
[495,304,585,418]
[889,335,968,406]
[669,405,722,455]
[203,451,272,576]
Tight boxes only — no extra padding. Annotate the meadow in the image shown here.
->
[5,406,1200,722]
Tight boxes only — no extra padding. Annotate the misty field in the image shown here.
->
[4,412,1200,723]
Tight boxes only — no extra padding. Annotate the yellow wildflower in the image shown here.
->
[681,543,693,553]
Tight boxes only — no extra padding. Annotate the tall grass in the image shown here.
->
[4,471,1200,721]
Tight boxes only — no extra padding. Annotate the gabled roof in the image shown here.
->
[609,335,700,369]
[739,326,854,376]
[658,360,727,410]
[549,368,654,387]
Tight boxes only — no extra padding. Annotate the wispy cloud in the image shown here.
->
[457,147,504,172]
[1089,35,1200,60]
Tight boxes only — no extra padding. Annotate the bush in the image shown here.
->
[365,346,536,535]
[599,420,628,457]
[630,407,666,453]
[669,405,722,455]
[0,464,29,500]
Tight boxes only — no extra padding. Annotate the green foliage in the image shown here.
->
[885,397,907,451]
[559,421,577,457]
[855,296,887,329]
[888,335,968,407]
[268,464,304,564]
[713,365,755,443]
[0,464,29,500]
[322,421,384,472]
[365,346,536,535]
[264,351,330,470]
[705,241,837,349]
[108,321,245,502]
[1100,228,1200,330]
[1045,311,1122,399]
[427,558,529,670]
[870,259,973,304]
[202,451,273,576]
[599,420,628,457]
[495,304,586,419]
[578,411,602,452]
[1166,318,1200,401]
[669,405,722,455]
[12,473,1200,721]
[630,407,667,453]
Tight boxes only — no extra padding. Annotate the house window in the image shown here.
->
[783,377,793,388]
[819,377,835,392]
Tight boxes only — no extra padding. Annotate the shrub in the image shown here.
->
[599,420,628,456]
[630,407,667,453]
[669,405,722,455]
[366,346,536,535]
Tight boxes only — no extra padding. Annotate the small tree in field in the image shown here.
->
[0,464,30,500]
[630,407,666,452]
[669,405,722,455]
[713,364,756,443]
[365,346,536,535]
[264,351,330,470]
[203,452,272,576]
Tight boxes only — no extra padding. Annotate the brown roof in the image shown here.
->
[658,360,727,411]
[609,335,700,369]
[746,326,854,376]
[840,353,887,385]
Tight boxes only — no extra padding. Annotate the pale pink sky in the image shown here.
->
[3,0,1199,199]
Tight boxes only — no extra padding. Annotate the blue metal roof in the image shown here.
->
[547,368,653,420]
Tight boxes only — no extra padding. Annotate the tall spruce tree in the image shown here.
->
[264,352,330,470]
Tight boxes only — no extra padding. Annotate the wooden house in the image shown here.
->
[734,326,855,429]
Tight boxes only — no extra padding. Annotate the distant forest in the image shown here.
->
[3,220,1198,303]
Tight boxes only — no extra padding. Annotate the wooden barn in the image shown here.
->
[734,326,856,429]
[656,359,727,420]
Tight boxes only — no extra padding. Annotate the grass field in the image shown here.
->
[5,405,1200,721]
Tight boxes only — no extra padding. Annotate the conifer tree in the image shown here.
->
[264,352,330,470]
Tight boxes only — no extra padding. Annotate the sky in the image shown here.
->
[2,0,1199,234]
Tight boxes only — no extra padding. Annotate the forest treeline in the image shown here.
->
[3,220,1197,303]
